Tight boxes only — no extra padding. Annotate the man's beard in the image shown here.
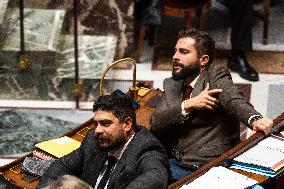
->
[172,60,200,81]
[95,132,127,152]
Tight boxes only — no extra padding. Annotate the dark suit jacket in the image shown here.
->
[151,63,260,167]
[37,126,170,189]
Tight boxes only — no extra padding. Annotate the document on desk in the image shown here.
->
[233,135,284,173]
[35,136,81,158]
[180,166,257,189]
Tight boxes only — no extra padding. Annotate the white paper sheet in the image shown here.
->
[180,166,257,189]
[234,135,284,169]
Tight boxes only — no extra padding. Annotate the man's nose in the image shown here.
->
[173,51,179,60]
[95,124,104,133]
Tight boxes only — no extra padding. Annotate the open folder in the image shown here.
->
[35,136,81,158]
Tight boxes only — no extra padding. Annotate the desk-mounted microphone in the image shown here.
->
[99,58,139,101]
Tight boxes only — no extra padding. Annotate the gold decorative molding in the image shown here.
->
[73,83,84,98]
[18,54,30,71]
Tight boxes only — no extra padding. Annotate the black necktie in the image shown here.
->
[97,156,117,189]
[183,85,193,100]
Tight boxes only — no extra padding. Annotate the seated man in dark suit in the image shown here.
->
[38,94,170,189]
[150,28,273,181]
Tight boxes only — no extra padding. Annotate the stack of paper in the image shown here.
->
[232,135,284,177]
[180,166,257,189]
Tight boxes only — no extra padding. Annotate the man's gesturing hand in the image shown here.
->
[184,83,222,113]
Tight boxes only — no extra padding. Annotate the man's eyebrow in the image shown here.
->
[174,47,189,51]
[95,119,113,123]
[179,48,189,51]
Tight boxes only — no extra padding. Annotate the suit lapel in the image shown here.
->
[107,157,126,188]
[107,129,141,188]
[192,69,208,97]
[85,152,107,187]
[164,79,183,107]
[165,68,210,101]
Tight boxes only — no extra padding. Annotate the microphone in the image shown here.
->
[99,58,139,100]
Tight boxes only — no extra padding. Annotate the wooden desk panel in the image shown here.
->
[136,89,163,129]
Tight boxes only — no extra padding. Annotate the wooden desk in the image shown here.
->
[0,88,163,189]
[1,88,283,189]
[168,112,284,189]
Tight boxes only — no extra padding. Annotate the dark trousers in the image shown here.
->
[169,159,198,181]
[218,0,253,51]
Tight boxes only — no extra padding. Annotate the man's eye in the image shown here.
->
[180,50,188,54]
[99,121,113,127]
[94,120,113,127]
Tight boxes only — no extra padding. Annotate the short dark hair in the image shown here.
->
[178,28,215,64]
[93,94,137,127]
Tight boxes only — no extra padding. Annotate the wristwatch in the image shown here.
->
[249,115,263,126]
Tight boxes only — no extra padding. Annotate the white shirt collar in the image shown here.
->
[190,75,200,87]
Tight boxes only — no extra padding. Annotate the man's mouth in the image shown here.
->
[173,61,183,68]
[95,134,105,142]
[173,65,181,69]
[173,63,182,70]
[96,137,107,146]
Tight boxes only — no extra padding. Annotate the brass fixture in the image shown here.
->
[73,83,84,98]
[99,58,139,100]
[18,54,30,71]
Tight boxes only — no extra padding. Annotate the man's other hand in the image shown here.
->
[252,117,273,135]
[184,83,222,112]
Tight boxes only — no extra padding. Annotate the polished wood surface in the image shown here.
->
[262,0,270,45]
[0,88,162,189]
[162,0,210,29]
[136,88,163,129]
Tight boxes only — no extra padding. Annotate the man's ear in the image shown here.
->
[123,117,133,132]
[199,55,210,67]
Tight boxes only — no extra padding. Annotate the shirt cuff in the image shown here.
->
[248,115,263,127]
[181,101,188,117]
